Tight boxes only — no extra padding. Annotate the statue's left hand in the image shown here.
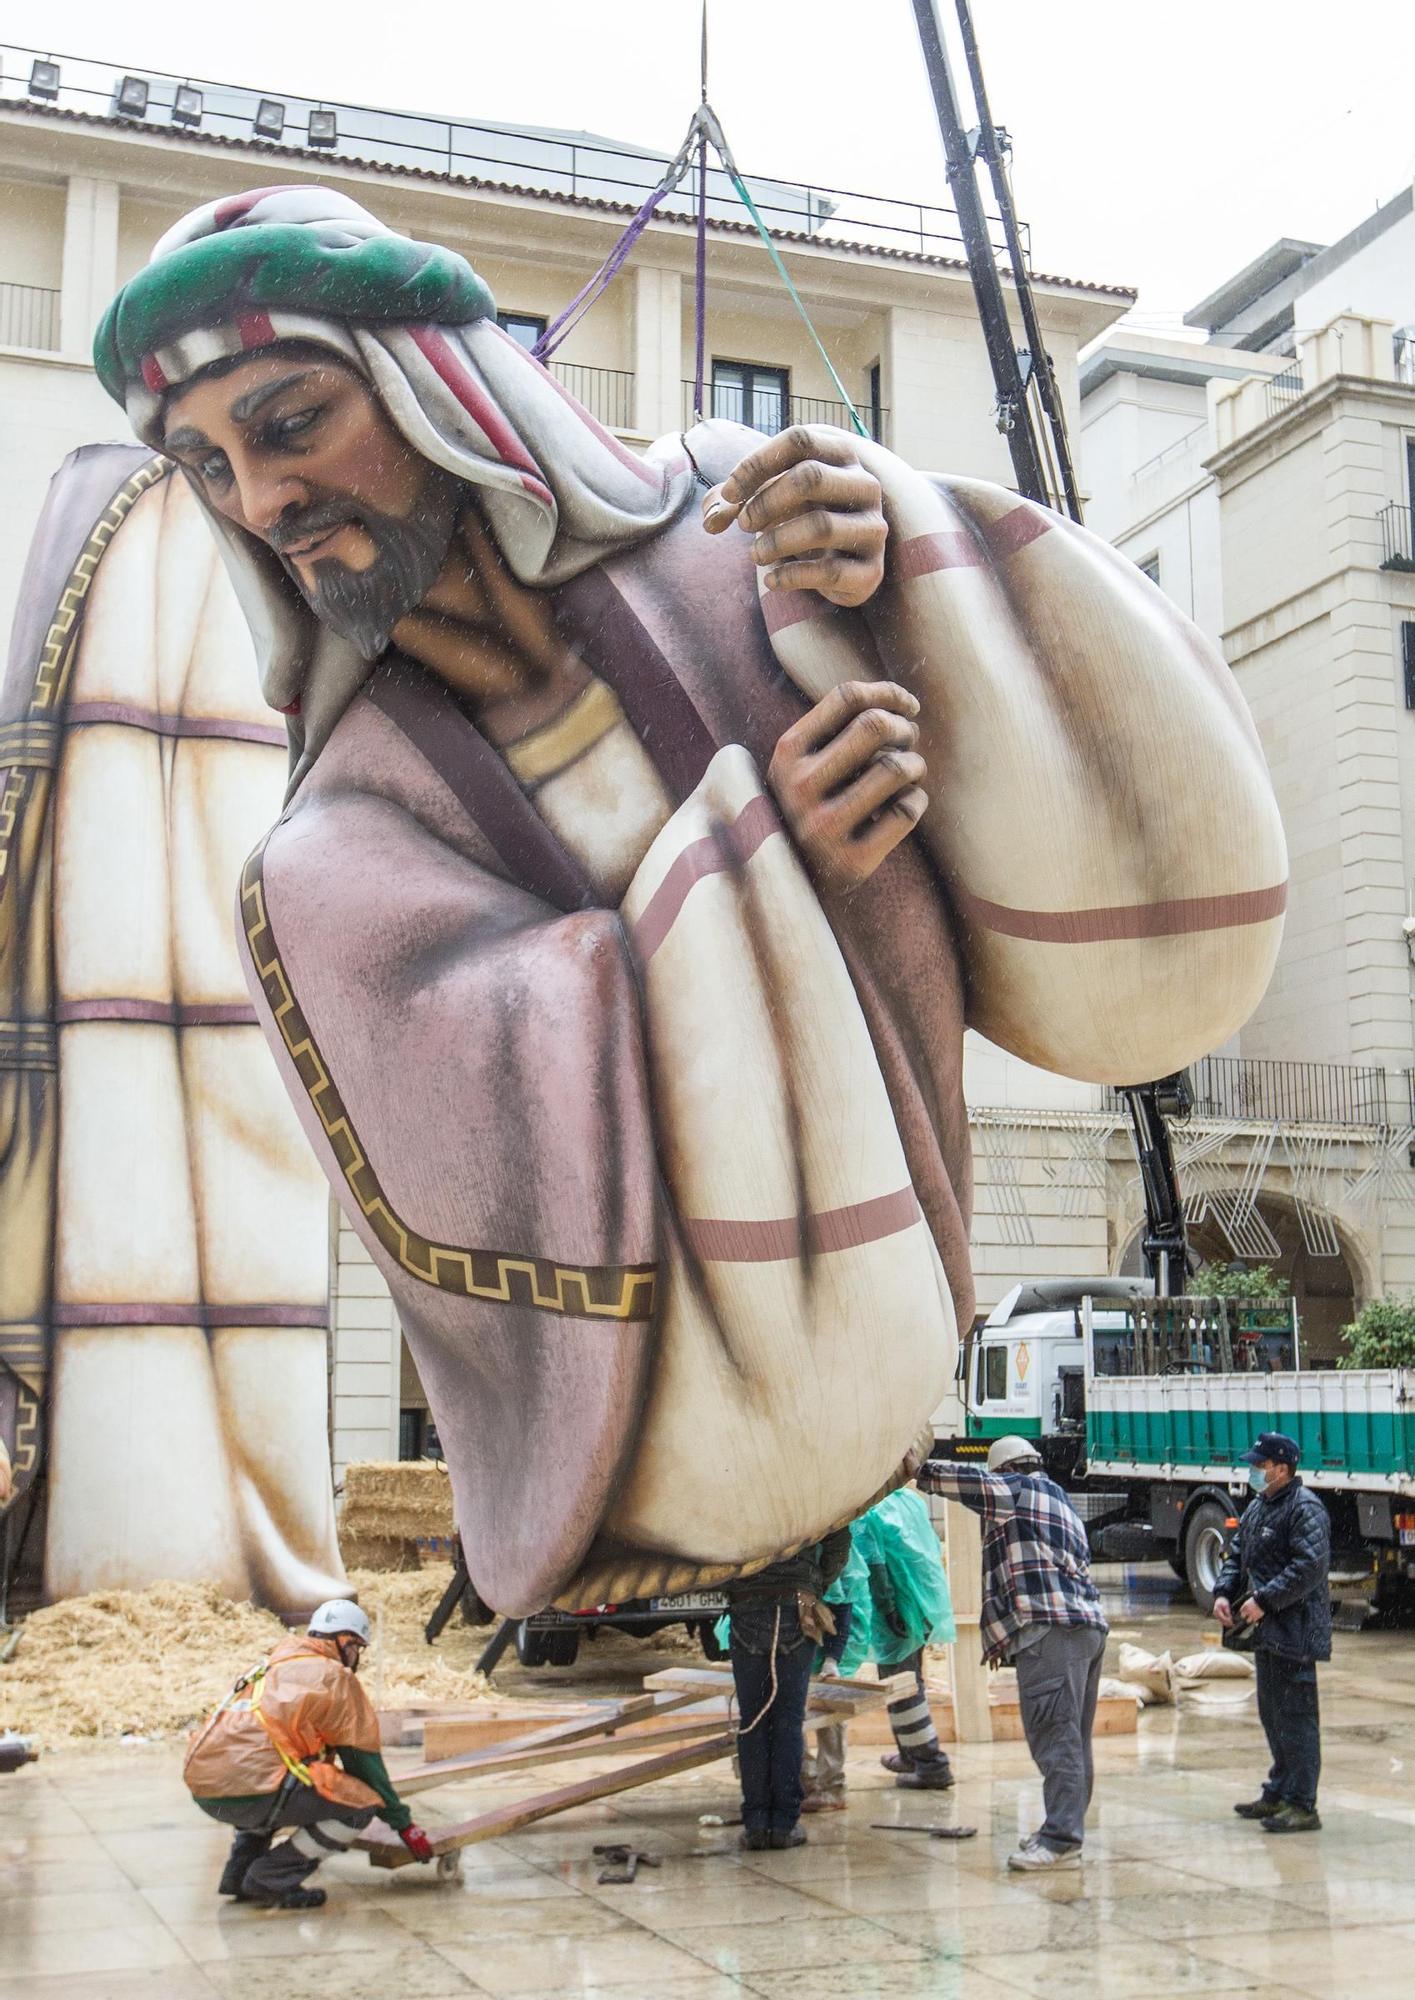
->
[701,425,887,608]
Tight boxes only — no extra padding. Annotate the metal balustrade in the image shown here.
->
[682,381,888,442]
[0,280,59,351]
[1263,364,1303,421]
[551,363,634,431]
[1379,498,1414,571]
[1107,1057,1394,1129]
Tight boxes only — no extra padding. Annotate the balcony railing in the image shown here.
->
[1108,1057,1394,1129]
[0,280,59,351]
[682,382,888,443]
[1378,498,1414,572]
[0,43,1016,267]
[551,363,634,431]
[1263,364,1303,421]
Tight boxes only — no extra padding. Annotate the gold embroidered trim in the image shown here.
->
[502,677,624,786]
[0,458,168,895]
[240,838,657,1321]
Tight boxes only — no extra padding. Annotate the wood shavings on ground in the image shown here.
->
[0,1565,494,1748]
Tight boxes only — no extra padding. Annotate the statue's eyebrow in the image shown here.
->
[164,425,210,454]
[230,369,315,423]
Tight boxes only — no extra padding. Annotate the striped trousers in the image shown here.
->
[887,1648,948,1765]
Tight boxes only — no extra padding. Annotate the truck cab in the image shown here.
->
[964,1277,1154,1482]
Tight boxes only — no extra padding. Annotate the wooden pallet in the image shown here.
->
[358,1667,912,1870]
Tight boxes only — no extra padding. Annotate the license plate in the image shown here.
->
[1399,1529,1415,1546]
[650,1592,725,1613]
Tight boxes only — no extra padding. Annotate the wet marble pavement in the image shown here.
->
[4,1570,1415,2000]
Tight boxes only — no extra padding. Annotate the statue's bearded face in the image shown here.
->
[163,347,459,659]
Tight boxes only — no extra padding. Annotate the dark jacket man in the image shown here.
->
[1214,1432,1330,1833]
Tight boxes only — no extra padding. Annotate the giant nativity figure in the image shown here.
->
[2,186,1286,1615]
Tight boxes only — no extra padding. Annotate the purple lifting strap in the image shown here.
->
[533,183,674,365]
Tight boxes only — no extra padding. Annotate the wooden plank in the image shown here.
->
[401,1713,730,1787]
[642,1667,913,1704]
[847,1687,1138,1746]
[942,1502,992,1744]
[362,1729,742,1865]
[398,1691,706,1796]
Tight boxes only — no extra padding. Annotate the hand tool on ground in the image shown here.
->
[592,1842,661,1883]
[870,1820,977,1839]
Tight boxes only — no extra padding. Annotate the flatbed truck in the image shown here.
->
[954,1278,1415,1618]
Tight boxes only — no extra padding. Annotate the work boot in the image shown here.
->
[800,1789,847,1813]
[1233,1796,1281,1821]
[739,1828,769,1851]
[246,1885,328,1909]
[218,1831,272,1898]
[768,1826,807,1849]
[879,1751,917,1775]
[896,1755,955,1791]
[1262,1805,1321,1835]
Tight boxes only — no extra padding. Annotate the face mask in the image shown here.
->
[1249,1467,1268,1492]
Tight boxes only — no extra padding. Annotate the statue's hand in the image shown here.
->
[767,680,927,892]
[701,425,887,608]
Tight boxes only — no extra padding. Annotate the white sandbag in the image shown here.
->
[1116,1642,1177,1706]
[1174,1649,1255,1683]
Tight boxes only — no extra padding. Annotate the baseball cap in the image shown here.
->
[1241,1432,1300,1469]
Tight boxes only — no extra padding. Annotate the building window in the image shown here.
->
[497,311,547,352]
[1138,554,1161,586]
[711,360,789,434]
[1403,622,1415,712]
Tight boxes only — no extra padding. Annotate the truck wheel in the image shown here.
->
[698,1619,728,1662]
[514,1621,580,1668]
[513,1620,550,1668]
[1184,1501,1232,1614]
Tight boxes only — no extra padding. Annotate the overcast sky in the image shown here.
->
[14,1,1415,335]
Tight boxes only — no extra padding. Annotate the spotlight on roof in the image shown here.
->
[171,84,203,128]
[308,107,338,149]
[28,59,61,101]
[253,98,286,142]
[111,75,151,121]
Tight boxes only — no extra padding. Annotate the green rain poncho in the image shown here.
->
[853,1489,956,1668]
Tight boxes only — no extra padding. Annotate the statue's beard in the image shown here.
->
[275,479,460,661]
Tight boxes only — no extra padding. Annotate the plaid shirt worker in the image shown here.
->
[917,1462,1106,1664]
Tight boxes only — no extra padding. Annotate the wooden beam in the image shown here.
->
[362,1729,742,1865]
[395,1691,707,1797]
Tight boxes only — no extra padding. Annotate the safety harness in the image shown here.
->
[202,1652,329,1788]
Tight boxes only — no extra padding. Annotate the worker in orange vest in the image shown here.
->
[185,1599,432,1907]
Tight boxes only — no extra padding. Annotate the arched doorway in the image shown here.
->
[1118,1192,1357,1364]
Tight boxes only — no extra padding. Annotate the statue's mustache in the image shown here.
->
[268,499,363,556]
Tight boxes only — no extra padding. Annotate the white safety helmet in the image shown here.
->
[987,1435,1043,1474]
[308,1599,371,1644]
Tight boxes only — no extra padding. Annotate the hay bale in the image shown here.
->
[339,1534,421,1572]
[339,1461,455,1543]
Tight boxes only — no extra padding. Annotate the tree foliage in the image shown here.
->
[1192,1260,1281,1301]
[1338,1297,1415,1371]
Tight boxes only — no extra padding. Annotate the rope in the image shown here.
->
[723,167,869,439]
[735,1603,782,1739]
